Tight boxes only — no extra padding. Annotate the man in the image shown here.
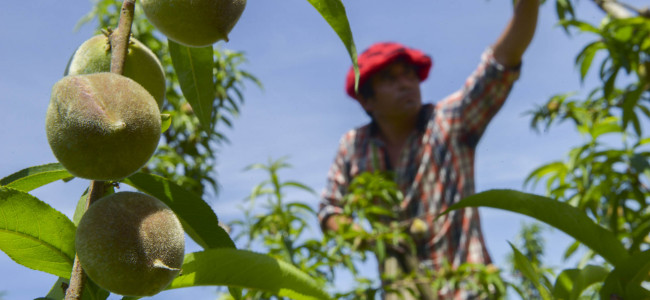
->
[319,1,540,299]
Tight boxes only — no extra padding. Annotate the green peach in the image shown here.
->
[75,192,185,296]
[46,73,161,181]
[65,35,166,109]
[141,0,246,47]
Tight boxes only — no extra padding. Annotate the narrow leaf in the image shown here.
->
[44,277,109,300]
[575,41,604,82]
[72,187,114,227]
[0,163,72,192]
[282,181,316,194]
[168,249,331,300]
[0,187,76,278]
[630,217,650,251]
[558,20,600,34]
[563,240,581,261]
[306,0,358,91]
[168,40,215,132]
[439,189,629,266]
[524,161,565,188]
[123,172,235,249]
[509,242,552,300]
[72,189,90,227]
[590,116,622,139]
[621,85,644,134]
[161,113,172,133]
[604,69,619,100]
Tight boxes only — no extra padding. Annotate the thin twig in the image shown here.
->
[65,180,107,300]
[592,0,634,18]
[110,0,136,75]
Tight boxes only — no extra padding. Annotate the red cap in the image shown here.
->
[345,42,432,99]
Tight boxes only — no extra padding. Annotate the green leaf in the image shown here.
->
[603,69,619,100]
[555,0,576,33]
[509,242,553,300]
[72,186,114,227]
[168,249,331,300]
[229,287,243,300]
[524,161,566,188]
[558,20,600,34]
[72,189,89,227]
[0,187,76,279]
[590,116,622,139]
[306,0,358,92]
[563,240,580,261]
[282,181,316,194]
[0,163,72,192]
[439,189,629,266]
[622,85,644,135]
[168,40,215,132]
[600,250,650,299]
[575,41,605,82]
[630,217,650,252]
[161,113,172,133]
[123,172,235,249]
[553,265,609,300]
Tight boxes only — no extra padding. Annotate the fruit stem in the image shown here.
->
[65,180,108,300]
[110,0,136,75]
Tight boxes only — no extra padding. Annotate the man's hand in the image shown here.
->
[324,214,357,232]
[324,214,376,251]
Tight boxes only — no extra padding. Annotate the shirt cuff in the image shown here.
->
[318,204,344,229]
[483,47,522,72]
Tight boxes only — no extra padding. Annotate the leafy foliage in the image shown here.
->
[487,2,650,298]
[506,223,555,299]
[332,170,507,299]
[0,187,76,279]
[228,160,507,299]
[524,0,650,268]
[442,189,650,298]
[509,242,552,300]
[228,158,335,299]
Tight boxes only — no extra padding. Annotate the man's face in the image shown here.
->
[360,60,422,122]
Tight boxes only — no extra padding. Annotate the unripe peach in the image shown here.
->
[409,218,429,240]
[75,192,185,296]
[141,0,247,47]
[46,73,161,181]
[65,35,166,109]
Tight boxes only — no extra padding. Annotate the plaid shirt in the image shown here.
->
[319,48,520,272]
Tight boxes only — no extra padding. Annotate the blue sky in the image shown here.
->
[0,0,640,299]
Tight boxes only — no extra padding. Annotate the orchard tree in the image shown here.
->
[226,159,506,299]
[446,0,650,299]
[0,0,359,299]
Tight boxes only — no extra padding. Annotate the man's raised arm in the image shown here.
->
[492,0,540,68]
